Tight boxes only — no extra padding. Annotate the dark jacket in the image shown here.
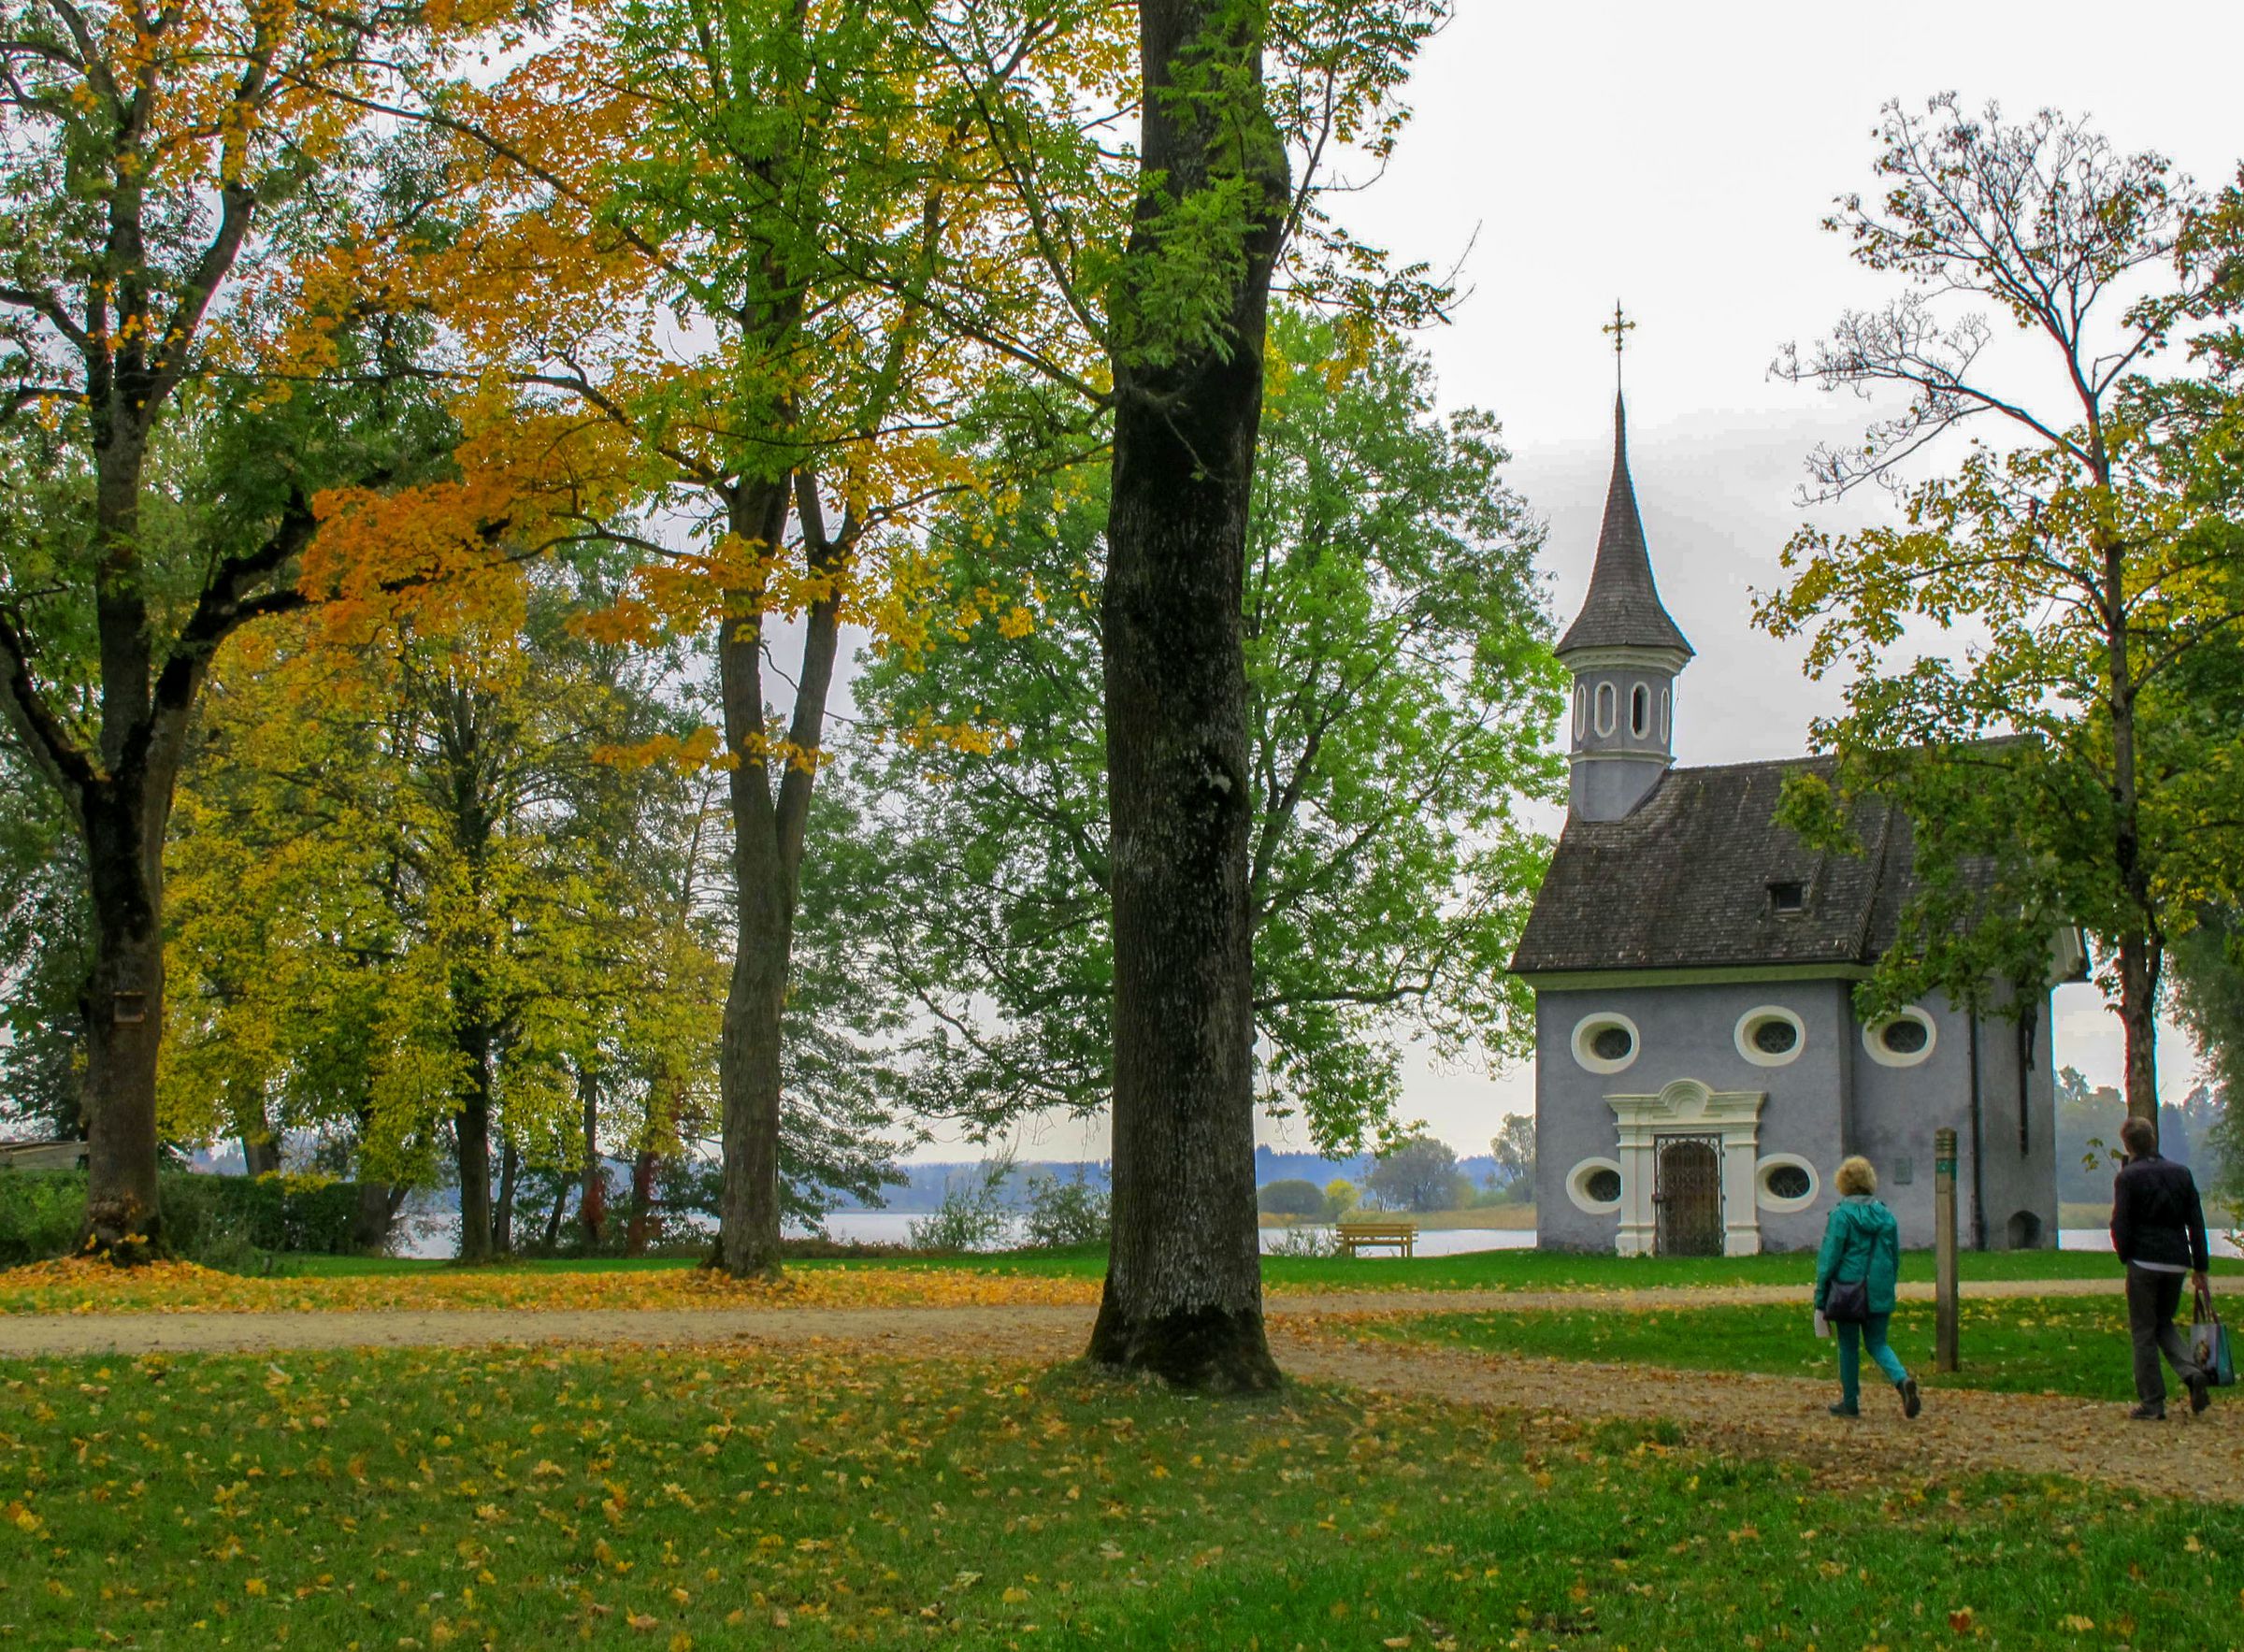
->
[2110,1152,2209,1272]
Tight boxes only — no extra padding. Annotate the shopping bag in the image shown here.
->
[2192,1287,2237,1387]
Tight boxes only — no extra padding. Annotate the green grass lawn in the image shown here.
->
[3,1343,2237,1650]
[1360,1295,2207,1401]
[285,1243,2237,1293]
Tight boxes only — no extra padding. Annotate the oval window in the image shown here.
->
[1574,682,1586,738]
[1586,1168,1621,1203]
[1735,1006,1805,1067]
[1572,1013,1640,1073]
[1882,1019,1928,1055]
[1594,682,1617,736]
[1765,1163,1811,1200]
[1863,1008,1937,1068]
[1753,1019,1798,1056]
[1630,683,1649,736]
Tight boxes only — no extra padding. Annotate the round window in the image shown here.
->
[1586,1168,1621,1202]
[1881,1019,1928,1055]
[1735,1006,1805,1067]
[1764,1163,1811,1200]
[1752,1019,1799,1056]
[1572,1013,1640,1073]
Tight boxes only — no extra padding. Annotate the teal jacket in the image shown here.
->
[1814,1195,1901,1315]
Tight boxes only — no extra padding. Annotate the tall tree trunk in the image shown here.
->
[626,1146,659,1257]
[494,1135,519,1256]
[241,1133,282,1178]
[352,1180,397,1252]
[540,1179,568,1253]
[80,780,167,1257]
[713,479,795,1279]
[1085,0,1287,1392]
[579,1066,605,1250]
[455,1027,495,1262]
[2101,525,2162,1130]
[712,475,844,1278]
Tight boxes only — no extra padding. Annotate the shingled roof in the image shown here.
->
[1510,755,1922,975]
[1553,395,1693,660]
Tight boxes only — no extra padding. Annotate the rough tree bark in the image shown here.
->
[578,1065,605,1249]
[1084,0,1289,1391]
[712,475,848,1277]
[455,1026,496,1261]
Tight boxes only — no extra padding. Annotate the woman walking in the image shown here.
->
[1814,1156,1921,1419]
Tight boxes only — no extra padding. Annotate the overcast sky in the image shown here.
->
[920,1,2244,1167]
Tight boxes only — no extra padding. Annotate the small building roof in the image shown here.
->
[1511,755,1922,976]
[1554,395,1693,660]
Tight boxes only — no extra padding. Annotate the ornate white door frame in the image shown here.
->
[1607,1079,1767,1257]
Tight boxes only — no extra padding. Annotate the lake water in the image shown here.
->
[400,1211,2239,1261]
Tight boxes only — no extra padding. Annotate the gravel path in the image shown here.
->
[4,1271,2228,1501]
[0,1271,2130,1357]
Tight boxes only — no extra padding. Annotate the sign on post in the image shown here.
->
[1934,1126,1959,1372]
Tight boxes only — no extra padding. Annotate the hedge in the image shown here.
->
[0,1170,367,1266]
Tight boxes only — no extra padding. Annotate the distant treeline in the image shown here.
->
[838,1145,1504,1212]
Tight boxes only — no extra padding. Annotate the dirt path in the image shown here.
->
[1282,1337,2243,1503]
[3,1284,2231,1502]
[0,1271,2132,1359]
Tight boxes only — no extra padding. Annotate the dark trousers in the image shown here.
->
[2125,1263,2204,1405]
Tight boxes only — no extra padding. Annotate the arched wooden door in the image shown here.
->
[1653,1134,1723,1257]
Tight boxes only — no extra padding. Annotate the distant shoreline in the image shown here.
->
[1259,1205,1537,1232]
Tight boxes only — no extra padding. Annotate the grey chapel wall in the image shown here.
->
[1534,979,2059,1253]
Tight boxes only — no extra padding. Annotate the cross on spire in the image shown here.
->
[1602,299,1636,389]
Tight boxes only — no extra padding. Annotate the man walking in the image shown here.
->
[2110,1115,2212,1420]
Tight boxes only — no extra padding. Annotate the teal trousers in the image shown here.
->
[1837,1312,1908,1407]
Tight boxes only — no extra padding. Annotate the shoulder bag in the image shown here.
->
[1823,1221,1870,1325]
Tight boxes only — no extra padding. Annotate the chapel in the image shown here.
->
[1510,395,2076,1255]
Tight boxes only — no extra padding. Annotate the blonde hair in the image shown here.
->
[1835,1156,1877,1196]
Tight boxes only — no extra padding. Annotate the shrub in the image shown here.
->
[1324,1179,1359,1219]
[0,1171,87,1266]
[1257,1178,1328,1218]
[0,1170,367,1267]
[907,1168,1010,1253]
[1264,1223,1338,1257]
[1021,1171,1110,1248]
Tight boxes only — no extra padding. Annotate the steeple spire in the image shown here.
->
[1554,391,1692,660]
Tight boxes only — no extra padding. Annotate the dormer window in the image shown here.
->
[1767,879,1805,915]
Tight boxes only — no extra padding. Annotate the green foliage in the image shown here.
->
[0,1170,82,1265]
[1255,1177,1328,1218]
[0,1171,364,1266]
[830,312,1561,1153]
[1019,1171,1111,1249]
[1488,1112,1534,1199]
[2170,916,2243,1205]
[0,735,83,1139]
[1322,1177,1359,1218]
[905,1162,1013,1253]
[1760,99,2244,1091]
[1360,1133,1461,1214]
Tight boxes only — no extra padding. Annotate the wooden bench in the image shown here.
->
[1335,1216,1418,1258]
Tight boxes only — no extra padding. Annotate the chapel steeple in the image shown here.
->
[1556,391,1692,822]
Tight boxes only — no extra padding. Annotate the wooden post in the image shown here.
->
[1934,1126,1959,1373]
